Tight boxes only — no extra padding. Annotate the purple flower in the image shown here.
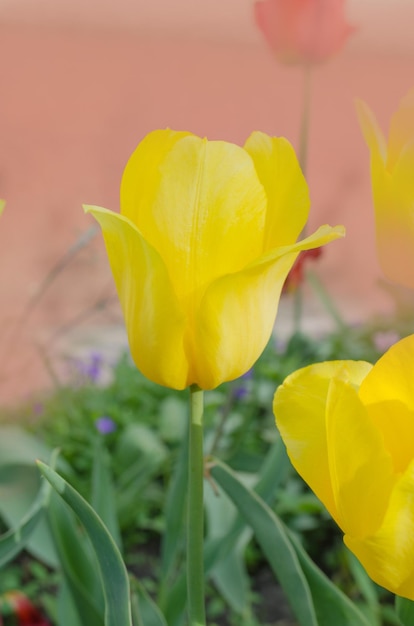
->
[74,351,104,383]
[33,402,44,416]
[95,416,117,435]
[232,368,253,400]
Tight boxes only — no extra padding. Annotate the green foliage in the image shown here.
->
[0,323,405,625]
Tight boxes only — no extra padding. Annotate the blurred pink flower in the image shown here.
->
[254,0,354,65]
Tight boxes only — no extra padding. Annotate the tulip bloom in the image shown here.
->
[254,0,354,65]
[274,334,414,599]
[85,129,343,390]
[356,90,414,290]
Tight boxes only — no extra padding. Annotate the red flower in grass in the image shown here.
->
[0,591,51,626]
[282,246,322,293]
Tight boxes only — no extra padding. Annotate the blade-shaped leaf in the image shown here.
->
[91,437,122,550]
[211,460,317,626]
[0,470,51,567]
[131,579,168,626]
[47,492,105,626]
[162,437,290,625]
[160,421,188,579]
[396,596,414,626]
[212,459,372,626]
[38,461,132,626]
[288,529,371,626]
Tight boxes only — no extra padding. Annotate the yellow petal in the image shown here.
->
[0,200,5,216]
[359,334,414,471]
[273,360,372,527]
[356,96,414,289]
[122,131,267,309]
[84,205,189,390]
[345,459,414,599]
[355,99,387,164]
[243,132,310,250]
[326,378,394,538]
[388,88,414,169]
[378,141,414,289]
[121,129,193,226]
[191,224,344,389]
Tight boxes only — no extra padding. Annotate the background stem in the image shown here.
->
[187,385,206,626]
[294,65,312,333]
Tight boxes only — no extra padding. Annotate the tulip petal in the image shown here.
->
[121,128,193,226]
[388,88,414,169]
[380,139,414,289]
[326,378,394,538]
[345,459,414,599]
[359,335,414,471]
[355,99,387,164]
[122,131,267,307]
[84,205,189,390]
[191,224,344,390]
[273,359,372,526]
[355,99,414,288]
[244,132,309,249]
[0,200,5,216]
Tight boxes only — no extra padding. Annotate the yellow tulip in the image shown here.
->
[274,334,414,599]
[85,129,343,390]
[356,90,414,289]
[0,200,5,216]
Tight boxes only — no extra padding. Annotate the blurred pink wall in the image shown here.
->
[0,1,414,402]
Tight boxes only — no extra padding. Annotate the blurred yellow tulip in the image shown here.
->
[356,90,414,289]
[274,334,414,599]
[0,200,5,216]
[85,129,343,390]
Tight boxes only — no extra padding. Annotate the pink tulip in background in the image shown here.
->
[254,0,354,65]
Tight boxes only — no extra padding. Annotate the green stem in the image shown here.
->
[306,269,347,332]
[298,65,312,177]
[187,385,206,626]
[293,65,313,334]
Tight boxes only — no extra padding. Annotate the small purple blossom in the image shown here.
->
[232,368,253,400]
[74,351,104,383]
[95,416,117,435]
[33,402,44,416]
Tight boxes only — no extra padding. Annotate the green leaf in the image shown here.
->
[162,438,290,625]
[345,550,381,624]
[0,469,51,567]
[38,461,132,626]
[115,424,167,529]
[396,596,414,625]
[131,579,168,626]
[56,579,84,626]
[211,460,318,626]
[288,531,371,626]
[91,437,122,550]
[160,422,188,580]
[47,492,105,626]
[212,459,372,626]
[0,427,68,566]
[204,480,251,614]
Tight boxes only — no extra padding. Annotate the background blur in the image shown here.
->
[1,0,413,402]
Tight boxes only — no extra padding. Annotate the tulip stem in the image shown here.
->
[298,64,312,177]
[294,65,313,333]
[187,384,206,626]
